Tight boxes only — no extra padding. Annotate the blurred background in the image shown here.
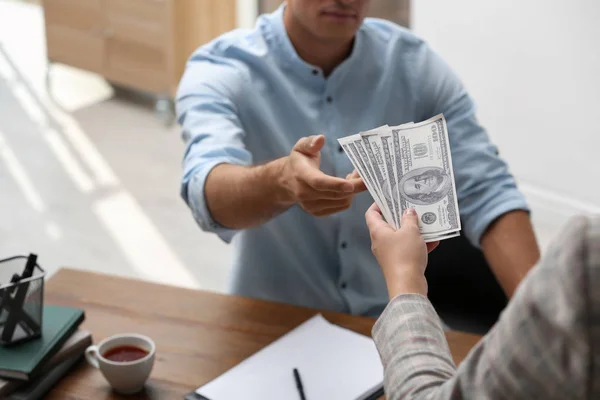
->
[0,0,598,292]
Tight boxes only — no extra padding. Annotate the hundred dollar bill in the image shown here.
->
[370,129,401,229]
[337,135,394,224]
[423,231,460,242]
[346,130,386,200]
[391,114,461,236]
[380,122,414,229]
[360,127,398,228]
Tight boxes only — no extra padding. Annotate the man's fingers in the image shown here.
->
[303,198,351,213]
[426,241,440,253]
[345,171,366,193]
[294,134,325,156]
[365,202,394,234]
[312,204,352,217]
[348,170,360,179]
[349,177,367,193]
[296,181,354,200]
[316,190,355,200]
[303,169,354,192]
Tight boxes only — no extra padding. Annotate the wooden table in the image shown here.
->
[44,268,482,399]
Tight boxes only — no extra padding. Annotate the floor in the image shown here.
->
[0,0,233,292]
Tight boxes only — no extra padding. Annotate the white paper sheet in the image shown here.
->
[195,314,384,400]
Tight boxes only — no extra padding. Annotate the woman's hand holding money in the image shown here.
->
[365,203,439,299]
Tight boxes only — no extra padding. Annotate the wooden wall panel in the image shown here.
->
[258,0,410,28]
[172,0,237,94]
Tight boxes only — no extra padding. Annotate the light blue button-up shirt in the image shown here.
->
[176,6,529,317]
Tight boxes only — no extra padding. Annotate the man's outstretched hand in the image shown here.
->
[280,134,367,217]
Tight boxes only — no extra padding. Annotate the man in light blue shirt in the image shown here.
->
[176,1,540,320]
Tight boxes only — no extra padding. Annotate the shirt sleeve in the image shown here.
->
[176,50,252,243]
[412,44,529,246]
[372,217,591,400]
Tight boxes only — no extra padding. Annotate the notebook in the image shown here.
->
[187,314,384,400]
[0,305,85,380]
[0,329,92,397]
[7,353,84,400]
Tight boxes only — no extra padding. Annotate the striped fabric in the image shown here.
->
[372,216,600,399]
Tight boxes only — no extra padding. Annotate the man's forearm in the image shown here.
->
[481,210,540,297]
[204,158,294,229]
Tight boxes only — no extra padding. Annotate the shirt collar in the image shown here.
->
[262,3,365,82]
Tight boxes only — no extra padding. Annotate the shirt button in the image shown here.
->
[312,69,318,75]
[338,144,343,153]
[326,96,333,103]
[340,241,348,249]
[340,282,348,289]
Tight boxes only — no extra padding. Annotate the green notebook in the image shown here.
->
[0,305,85,381]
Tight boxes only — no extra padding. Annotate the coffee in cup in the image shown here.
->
[85,333,155,394]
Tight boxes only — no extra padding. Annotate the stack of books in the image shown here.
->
[0,305,87,399]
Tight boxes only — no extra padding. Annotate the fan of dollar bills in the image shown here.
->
[338,114,461,242]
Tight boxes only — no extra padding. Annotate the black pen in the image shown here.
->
[293,368,307,400]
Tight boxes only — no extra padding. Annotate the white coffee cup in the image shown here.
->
[85,333,155,394]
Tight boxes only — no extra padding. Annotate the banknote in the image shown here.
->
[381,122,413,230]
[338,114,461,242]
[372,129,400,228]
[392,114,461,237]
[423,231,460,242]
[337,135,394,225]
[350,135,389,218]
[360,127,399,228]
